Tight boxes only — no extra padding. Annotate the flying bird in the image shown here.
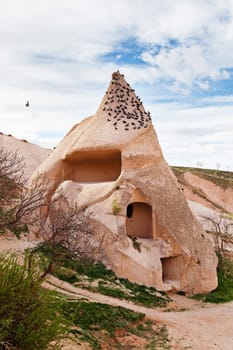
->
[25,101,30,107]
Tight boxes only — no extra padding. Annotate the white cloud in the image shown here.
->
[153,101,233,169]
[141,44,230,90]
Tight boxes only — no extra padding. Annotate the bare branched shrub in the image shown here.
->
[0,147,55,236]
[201,213,233,255]
[45,196,94,248]
[0,147,25,206]
[16,176,51,224]
[0,147,100,275]
[28,192,100,278]
[0,171,52,237]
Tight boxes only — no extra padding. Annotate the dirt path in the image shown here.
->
[46,275,233,350]
[1,237,233,350]
[167,297,233,350]
[0,236,38,252]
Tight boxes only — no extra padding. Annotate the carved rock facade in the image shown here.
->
[31,71,217,293]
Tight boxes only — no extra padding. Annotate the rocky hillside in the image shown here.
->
[0,132,51,180]
[172,166,233,214]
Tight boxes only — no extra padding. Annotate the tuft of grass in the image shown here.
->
[112,199,121,215]
[97,281,127,299]
[128,235,142,252]
[119,279,170,307]
[55,270,80,284]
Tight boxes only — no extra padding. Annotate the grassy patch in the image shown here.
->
[193,271,233,303]
[61,265,169,307]
[62,301,144,336]
[193,255,233,303]
[38,244,170,308]
[93,278,170,307]
[61,301,170,349]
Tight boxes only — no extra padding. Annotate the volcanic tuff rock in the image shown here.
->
[0,133,50,180]
[30,71,217,294]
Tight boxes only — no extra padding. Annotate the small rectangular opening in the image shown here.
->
[63,149,121,183]
[161,256,184,283]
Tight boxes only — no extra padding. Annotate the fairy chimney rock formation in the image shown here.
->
[30,71,217,294]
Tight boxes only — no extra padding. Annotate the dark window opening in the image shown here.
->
[127,203,133,218]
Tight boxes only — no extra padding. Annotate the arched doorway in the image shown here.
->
[126,202,153,238]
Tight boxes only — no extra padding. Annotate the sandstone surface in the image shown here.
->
[30,71,217,294]
[0,133,50,180]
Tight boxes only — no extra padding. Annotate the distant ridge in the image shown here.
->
[0,132,51,180]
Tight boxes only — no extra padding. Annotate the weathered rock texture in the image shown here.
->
[0,133,50,180]
[184,172,233,213]
[30,71,217,294]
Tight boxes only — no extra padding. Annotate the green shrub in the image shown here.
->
[218,254,233,280]
[128,235,142,252]
[112,199,121,215]
[0,253,67,350]
[193,271,233,303]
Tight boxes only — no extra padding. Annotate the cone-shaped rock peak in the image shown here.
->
[98,70,152,132]
[29,71,218,295]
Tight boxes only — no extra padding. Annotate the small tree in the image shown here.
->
[201,213,233,256]
[0,146,100,275]
[0,148,50,237]
[28,193,99,278]
[201,213,233,276]
[0,148,25,206]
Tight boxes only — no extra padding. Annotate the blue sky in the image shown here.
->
[0,0,233,169]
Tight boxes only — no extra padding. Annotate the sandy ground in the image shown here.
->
[1,237,233,350]
[0,236,38,252]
